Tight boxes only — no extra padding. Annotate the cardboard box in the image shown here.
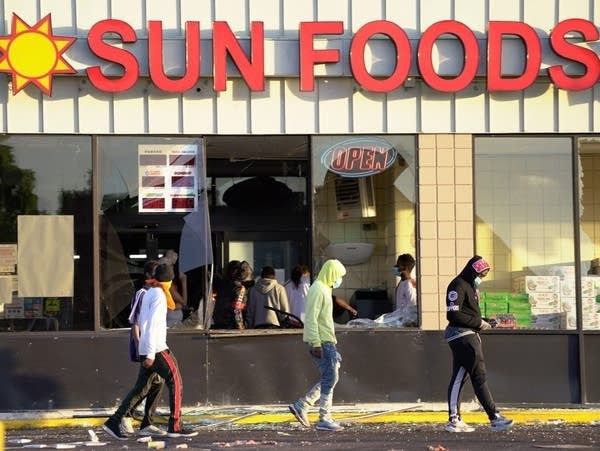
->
[560,278,596,298]
[513,276,560,294]
[528,292,561,311]
[530,310,562,329]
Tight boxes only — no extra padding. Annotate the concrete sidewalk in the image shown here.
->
[2,403,600,430]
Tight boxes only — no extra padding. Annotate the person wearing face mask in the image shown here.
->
[393,253,417,310]
[285,265,311,323]
[444,255,513,433]
[288,259,347,432]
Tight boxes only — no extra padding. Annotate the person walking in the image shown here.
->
[444,255,513,433]
[288,259,347,432]
[121,259,165,437]
[102,263,198,440]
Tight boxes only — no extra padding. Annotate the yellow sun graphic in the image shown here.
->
[0,14,75,95]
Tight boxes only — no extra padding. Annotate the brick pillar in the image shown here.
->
[418,134,474,330]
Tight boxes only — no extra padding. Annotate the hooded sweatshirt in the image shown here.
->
[246,277,290,327]
[444,255,490,342]
[303,259,347,347]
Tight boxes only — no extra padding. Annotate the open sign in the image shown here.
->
[321,138,397,177]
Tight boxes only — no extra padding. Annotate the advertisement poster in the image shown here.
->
[138,144,199,213]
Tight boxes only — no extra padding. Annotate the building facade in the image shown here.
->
[1,0,600,410]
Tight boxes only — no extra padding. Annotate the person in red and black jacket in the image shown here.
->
[444,255,513,433]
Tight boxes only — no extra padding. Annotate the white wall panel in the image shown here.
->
[283,79,317,133]
[353,89,385,133]
[524,0,556,34]
[489,0,521,21]
[420,86,452,132]
[5,0,37,25]
[42,80,78,133]
[74,0,109,36]
[420,0,452,27]
[111,0,144,31]
[454,0,485,34]
[250,0,281,36]
[455,86,486,133]
[489,92,521,132]
[215,0,247,32]
[250,79,283,133]
[182,79,215,133]
[318,0,349,26]
[387,84,418,133]
[147,88,181,133]
[386,0,418,38]
[558,89,592,132]
[216,79,249,133]
[41,0,75,32]
[283,0,314,38]
[352,0,383,32]
[180,0,213,35]
[147,0,179,36]
[558,0,590,21]
[7,88,41,133]
[318,78,352,133]
[523,83,555,132]
[113,82,146,133]
[78,84,112,134]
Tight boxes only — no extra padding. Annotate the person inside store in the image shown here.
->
[246,265,291,328]
[394,253,417,310]
[288,258,347,432]
[284,264,311,322]
[103,262,198,440]
[121,259,165,437]
[444,255,513,433]
[159,249,189,328]
[211,260,254,329]
[332,295,358,323]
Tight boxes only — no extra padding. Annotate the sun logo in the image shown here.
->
[0,14,76,95]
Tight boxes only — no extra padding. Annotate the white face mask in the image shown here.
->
[474,276,482,287]
[332,278,342,289]
[392,267,401,277]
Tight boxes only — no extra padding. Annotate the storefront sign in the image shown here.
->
[0,13,598,96]
[321,137,397,177]
[138,144,199,213]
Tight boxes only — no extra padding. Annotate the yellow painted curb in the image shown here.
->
[2,410,600,430]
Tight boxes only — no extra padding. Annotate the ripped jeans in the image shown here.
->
[297,342,342,420]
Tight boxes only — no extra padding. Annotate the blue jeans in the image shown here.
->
[298,342,341,419]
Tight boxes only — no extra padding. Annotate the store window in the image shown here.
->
[474,136,582,330]
[311,135,417,327]
[577,137,600,330]
[99,137,206,329]
[0,136,92,331]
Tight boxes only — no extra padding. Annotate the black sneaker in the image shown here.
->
[166,428,198,438]
[102,418,128,440]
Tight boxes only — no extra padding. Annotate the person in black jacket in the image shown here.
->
[444,255,513,433]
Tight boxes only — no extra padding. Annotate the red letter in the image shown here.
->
[299,21,344,91]
[148,21,200,93]
[350,20,411,93]
[487,21,542,91]
[417,20,479,92]
[213,21,264,91]
[548,18,600,91]
[86,19,139,92]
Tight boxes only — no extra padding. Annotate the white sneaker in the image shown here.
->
[138,425,167,437]
[490,413,513,431]
[445,417,475,432]
[120,417,134,434]
[315,417,344,431]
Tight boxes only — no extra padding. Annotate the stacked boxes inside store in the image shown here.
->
[480,291,530,329]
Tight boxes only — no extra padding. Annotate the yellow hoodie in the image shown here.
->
[303,259,347,347]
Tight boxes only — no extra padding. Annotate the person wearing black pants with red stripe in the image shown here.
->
[102,263,198,440]
[444,255,513,433]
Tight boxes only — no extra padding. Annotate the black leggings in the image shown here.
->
[447,333,497,421]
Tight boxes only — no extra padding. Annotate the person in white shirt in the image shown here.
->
[284,265,310,322]
[102,263,198,440]
[394,253,417,310]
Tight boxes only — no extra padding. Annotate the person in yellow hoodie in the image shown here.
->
[288,259,347,432]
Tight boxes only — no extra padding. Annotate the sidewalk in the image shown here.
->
[2,403,600,430]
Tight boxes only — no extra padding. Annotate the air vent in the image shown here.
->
[334,176,376,219]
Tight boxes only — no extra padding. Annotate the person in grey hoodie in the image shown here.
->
[246,266,290,328]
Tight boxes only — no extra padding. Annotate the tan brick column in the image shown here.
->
[418,134,474,330]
